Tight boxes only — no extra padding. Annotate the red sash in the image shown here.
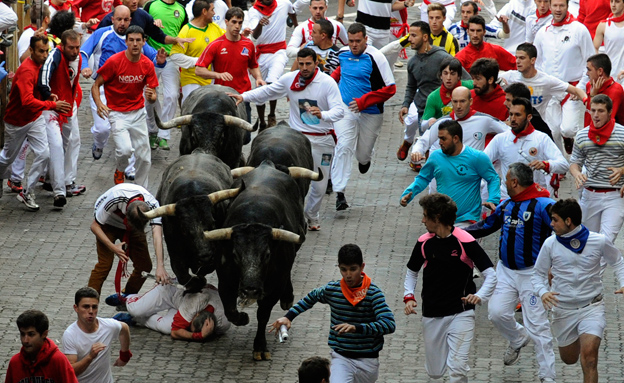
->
[256,41,286,59]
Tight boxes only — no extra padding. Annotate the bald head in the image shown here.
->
[451,86,473,119]
[113,6,131,35]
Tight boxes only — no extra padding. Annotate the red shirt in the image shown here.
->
[585,77,624,126]
[578,0,610,39]
[97,51,159,112]
[455,42,517,72]
[72,0,121,30]
[4,58,56,126]
[471,85,509,121]
[196,35,258,94]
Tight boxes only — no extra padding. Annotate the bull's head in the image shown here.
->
[203,224,302,300]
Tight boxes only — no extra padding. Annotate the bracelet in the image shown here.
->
[404,1,408,7]
[119,350,132,363]
[192,332,203,340]
[403,294,415,303]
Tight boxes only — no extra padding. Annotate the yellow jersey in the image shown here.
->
[170,22,224,87]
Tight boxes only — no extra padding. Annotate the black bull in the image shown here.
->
[154,85,256,169]
[203,161,322,360]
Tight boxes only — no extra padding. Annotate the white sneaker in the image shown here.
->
[17,191,39,211]
[503,332,530,365]
[540,379,556,382]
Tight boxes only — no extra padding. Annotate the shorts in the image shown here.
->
[551,301,605,347]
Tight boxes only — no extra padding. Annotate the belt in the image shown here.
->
[585,186,619,193]
[302,130,337,143]
[581,294,603,309]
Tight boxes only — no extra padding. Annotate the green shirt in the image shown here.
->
[144,0,188,53]
[421,80,474,121]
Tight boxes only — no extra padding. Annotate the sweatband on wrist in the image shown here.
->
[119,350,132,363]
[192,332,203,340]
[403,294,415,303]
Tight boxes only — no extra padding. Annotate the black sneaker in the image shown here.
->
[358,162,371,174]
[336,192,349,211]
[325,179,333,195]
[53,195,67,208]
[42,182,53,192]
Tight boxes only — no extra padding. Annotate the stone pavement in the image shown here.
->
[2,9,624,383]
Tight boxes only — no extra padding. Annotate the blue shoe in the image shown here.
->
[113,313,135,326]
[105,293,127,307]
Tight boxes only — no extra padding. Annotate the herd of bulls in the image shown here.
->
[134,85,322,360]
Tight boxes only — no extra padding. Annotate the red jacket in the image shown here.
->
[455,42,517,72]
[471,85,509,121]
[578,0,611,39]
[585,77,624,126]
[37,45,82,120]
[4,57,56,126]
[5,338,78,383]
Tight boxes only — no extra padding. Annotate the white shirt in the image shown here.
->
[525,12,553,43]
[245,0,293,46]
[485,129,569,199]
[62,318,122,383]
[413,112,510,154]
[94,184,161,229]
[185,0,228,29]
[17,27,35,59]
[0,3,18,32]
[242,69,344,133]
[286,18,347,58]
[534,20,594,83]
[177,285,231,334]
[603,20,624,87]
[500,70,569,116]
[493,0,536,53]
[532,229,624,310]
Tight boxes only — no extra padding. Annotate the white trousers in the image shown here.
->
[488,262,556,380]
[580,188,624,243]
[403,103,420,142]
[379,34,401,70]
[420,2,455,29]
[43,105,80,196]
[304,134,335,221]
[364,27,390,49]
[146,59,180,140]
[546,97,585,154]
[0,116,49,194]
[330,350,379,383]
[258,50,288,84]
[109,108,151,188]
[9,139,29,182]
[181,83,201,104]
[331,107,383,193]
[422,310,475,383]
[90,86,135,174]
[126,283,184,335]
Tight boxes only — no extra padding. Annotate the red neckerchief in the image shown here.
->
[340,272,371,306]
[49,1,71,11]
[290,68,319,91]
[24,24,37,31]
[511,182,550,202]
[439,81,461,105]
[552,12,575,26]
[606,12,624,25]
[253,0,277,16]
[586,76,616,96]
[588,118,615,145]
[460,20,468,29]
[204,305,215,313]
[451,108,476,121]
[536,9,552,20]
[511,122,535,143]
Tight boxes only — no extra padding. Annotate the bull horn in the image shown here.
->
[223,115,255,132]
[231,166,255,178]
[272,228,302,244]
[207,188,240,204]
[156,114,193,130]
[288,167,323,181]
[141,203,176,219]
[204,228,233,241]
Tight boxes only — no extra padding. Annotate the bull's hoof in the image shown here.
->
[280,295,294,310]
[253,351,272,361]
[231,312,249,326]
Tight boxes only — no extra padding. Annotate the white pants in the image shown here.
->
[304,134,335,221]
[420,2,455,29]
[90,86,135,174]
[488,262,556,380]
[9,139,29,182]
[403,103,420,142]
[422,310,474,383]
[379,34,401,71]
[364,27,390,49]
[546,96,585,154]
[258,50,288,84]
[330,350,379,383]
[580,188,624,243]
[331,107,383,193]
[182,83,201,104]
[43,105,80,196]
[126,283,184,335]
[0,116,49,194]
[552,301,605,347]
[109,109,151,188]
[146,59,180,140]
